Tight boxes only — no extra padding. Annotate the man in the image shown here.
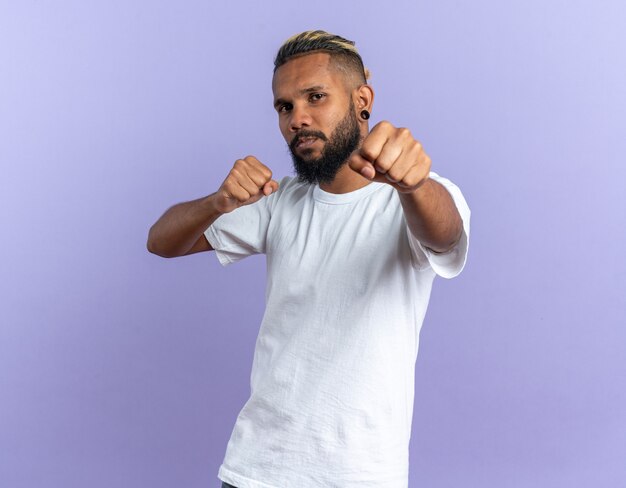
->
[148,30,470,488]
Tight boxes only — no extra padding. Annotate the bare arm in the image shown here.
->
[147,156,279,258]
[147,194,221,258]
[348,121,463,253]
[398,178,462,253]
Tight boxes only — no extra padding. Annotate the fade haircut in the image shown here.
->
[273,30,370,87]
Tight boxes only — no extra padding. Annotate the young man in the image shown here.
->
[148,30,470,488]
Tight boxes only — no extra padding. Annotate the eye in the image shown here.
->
[277,103,292,113]
[309,93,326,102]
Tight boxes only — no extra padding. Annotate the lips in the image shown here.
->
[289,131,327,154]
[295,136,318,149]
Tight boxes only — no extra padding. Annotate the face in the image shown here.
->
[272,52,363,185]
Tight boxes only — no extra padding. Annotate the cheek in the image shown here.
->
[278,118,289,139]
[327,112,346,133]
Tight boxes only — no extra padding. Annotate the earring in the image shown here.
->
[360,110,370,120]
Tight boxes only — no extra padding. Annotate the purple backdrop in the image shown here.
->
[1,1,625,487]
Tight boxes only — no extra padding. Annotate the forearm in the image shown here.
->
[147,193,222,257]
[398,178,463,253]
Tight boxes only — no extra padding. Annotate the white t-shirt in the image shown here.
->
[204,172,470,488]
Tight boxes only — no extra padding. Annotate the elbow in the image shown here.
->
[428,238,459,255]
[434,222,463,254]
[146,242,176,258]
[423,220,463,254]
[146,238,163,257]
[146,227,158,255]
[146,239,159,256]
[146,228,173,258]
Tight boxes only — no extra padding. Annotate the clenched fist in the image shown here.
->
[348,121,431,194]
[214,156,279,214]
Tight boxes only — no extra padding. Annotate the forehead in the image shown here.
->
[272,52,345,96]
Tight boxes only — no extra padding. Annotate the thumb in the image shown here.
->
[262,179,280,196]
[348,152,376,180]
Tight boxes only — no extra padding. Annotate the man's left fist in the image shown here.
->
[348,121,431,194]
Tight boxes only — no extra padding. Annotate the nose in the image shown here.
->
[289,103,312,133]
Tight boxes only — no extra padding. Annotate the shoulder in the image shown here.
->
[272,175,311,204]
[276,175,305,191]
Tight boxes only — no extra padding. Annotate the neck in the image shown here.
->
[318,163,372,194]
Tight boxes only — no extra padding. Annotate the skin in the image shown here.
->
[273,51,463,252]
[272,52,373,194]
[146,51,462,257]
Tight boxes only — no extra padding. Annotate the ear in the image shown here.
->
[354,84,374,114]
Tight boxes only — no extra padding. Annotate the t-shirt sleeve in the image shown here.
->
[204,190,275,267]
[406,171,471,279]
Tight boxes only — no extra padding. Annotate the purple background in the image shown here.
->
[1,1,625,487]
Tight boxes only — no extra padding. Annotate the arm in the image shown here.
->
[348,121,462,253]
[397,178,463,253]
[147,156,279,258]
[147,194,221,258]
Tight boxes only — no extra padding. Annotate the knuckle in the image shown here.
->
[404,173,420,187]
[361,146,377,161]
[405,143,419,159]
[229,167,242,179]
[398,127,412,139]
[388,167,403,181]
[348,157,361,169]
[237,189,251,202]
[222,180,233,193]
[376,159,391,171]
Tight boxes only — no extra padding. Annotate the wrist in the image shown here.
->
[397,175,432,198]
[201,192,227,217]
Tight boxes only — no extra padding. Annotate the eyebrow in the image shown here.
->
[274,85,328,108]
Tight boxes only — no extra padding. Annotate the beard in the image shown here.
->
[288,102,361,186]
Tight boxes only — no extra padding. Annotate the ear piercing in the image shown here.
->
[360,110,370,120]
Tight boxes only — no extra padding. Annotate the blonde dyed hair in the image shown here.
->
[274,30,370,84]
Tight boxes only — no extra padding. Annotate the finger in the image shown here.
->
[235,170,264,198]
[400,165,428,190]
[397,153,431,190]
[392,139,429,183]
[348,152,377,179]
[242,156,274,187]
[406,146,431,183]
[358,121,395,163]
[385,144,423,184]
[349,154,391,184]
[371,139,403,176]
[242,155,263,166]
[233,156,275,196]
[222,178,251,203]
[262,179,279,195]
[246,165,273,189]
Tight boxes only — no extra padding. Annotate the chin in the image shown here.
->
[297,146,321,158]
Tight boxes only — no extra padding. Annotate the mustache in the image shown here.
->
[289,130,328,151]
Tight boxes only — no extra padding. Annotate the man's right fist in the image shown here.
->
[213,156,279,214]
